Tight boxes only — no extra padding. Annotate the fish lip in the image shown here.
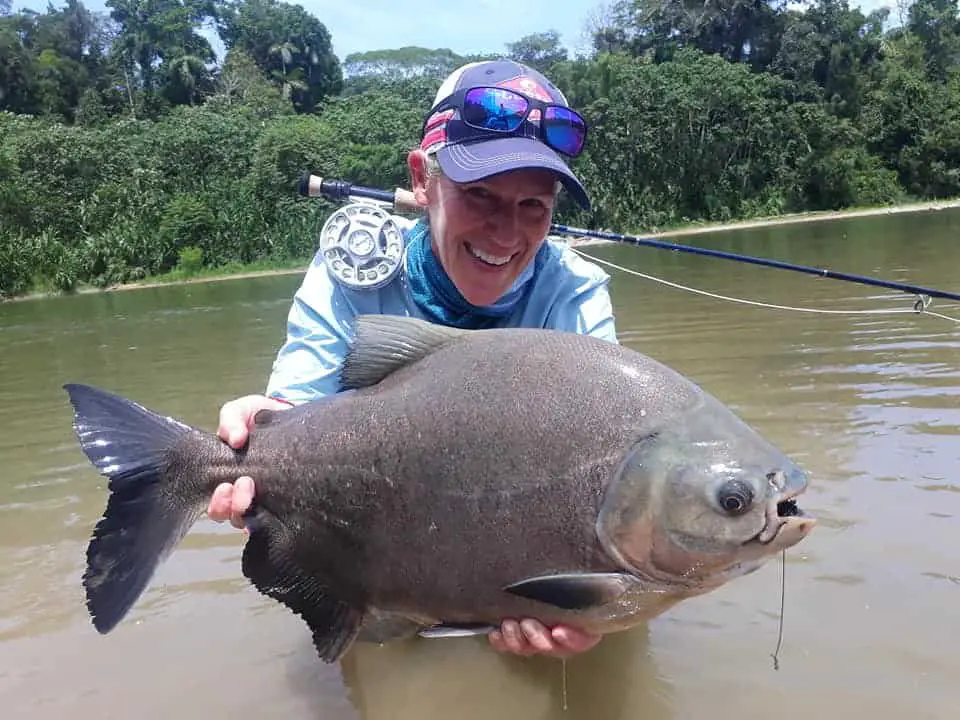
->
[752,469,815,545]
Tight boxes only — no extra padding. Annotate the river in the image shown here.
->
[1,208,958,719]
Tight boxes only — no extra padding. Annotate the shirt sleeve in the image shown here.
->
[264,255,357,405]
[570,278,618,344]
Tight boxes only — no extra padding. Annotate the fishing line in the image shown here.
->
[672,555,791,671]
[771,549,787,671]
[561,658,568,712]
[571,247,960,324]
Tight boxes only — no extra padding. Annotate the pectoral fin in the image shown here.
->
[241,519,362,663]
[503,572,640,611]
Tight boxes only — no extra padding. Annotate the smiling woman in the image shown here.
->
[204,58,620,660]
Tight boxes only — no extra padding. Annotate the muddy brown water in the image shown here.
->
[1,209,958,719]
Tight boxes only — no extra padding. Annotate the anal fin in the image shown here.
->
[418,622,497,639]
[241,520,362,663]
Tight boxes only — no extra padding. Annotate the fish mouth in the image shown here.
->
[752,470,817,547]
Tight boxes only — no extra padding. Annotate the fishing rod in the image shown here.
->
[298,173,960,304]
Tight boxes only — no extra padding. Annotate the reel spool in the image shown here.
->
[318,201,405,290]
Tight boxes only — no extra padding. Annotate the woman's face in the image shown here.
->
[410,152,558,306]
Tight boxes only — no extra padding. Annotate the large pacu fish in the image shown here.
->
[65,315,816,664]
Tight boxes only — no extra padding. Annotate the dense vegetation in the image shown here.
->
[1,0,959,297]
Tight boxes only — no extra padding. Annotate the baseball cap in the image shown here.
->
[419,59,591,211]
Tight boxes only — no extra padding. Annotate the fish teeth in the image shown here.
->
[469,245,512,266]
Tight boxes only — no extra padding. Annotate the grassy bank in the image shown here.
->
[110,256,312,290]
[5,195,960,304]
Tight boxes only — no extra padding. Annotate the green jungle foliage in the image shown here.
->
[1,0,959,296]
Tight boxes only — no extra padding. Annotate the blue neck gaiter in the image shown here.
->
[404,219,541,330]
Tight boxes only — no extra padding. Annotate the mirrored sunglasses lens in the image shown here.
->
[463,88,527,132]
[544,107,586,155]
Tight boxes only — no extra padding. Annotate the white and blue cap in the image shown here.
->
[419,59,591,211]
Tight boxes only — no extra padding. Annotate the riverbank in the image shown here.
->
[6,196,960,303]
[4,257,313,303]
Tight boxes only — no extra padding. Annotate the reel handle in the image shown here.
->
[392,189,420,213]
[298,173,421,214]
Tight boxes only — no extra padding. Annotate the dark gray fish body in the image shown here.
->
[66,315,816,664]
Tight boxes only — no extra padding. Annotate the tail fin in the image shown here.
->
[64,383,208,634]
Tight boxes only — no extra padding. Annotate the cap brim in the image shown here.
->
[435,137,591,212]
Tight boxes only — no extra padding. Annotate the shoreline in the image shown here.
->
[6,197,960,303]
[4,264,313,304]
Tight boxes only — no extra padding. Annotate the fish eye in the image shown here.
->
[717,479,754,516]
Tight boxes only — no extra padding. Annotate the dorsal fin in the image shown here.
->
[339,315,467,390]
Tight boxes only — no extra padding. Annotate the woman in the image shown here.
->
[208,58,618,659]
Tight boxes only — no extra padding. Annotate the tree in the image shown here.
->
[590,0,785,68]
[217,0,342,113]
[207,47,291,115]
[0,0,111,119]
[907,0,960,81]
[505,30,568,73]
[105,0,218,116]
[343,46,466,80]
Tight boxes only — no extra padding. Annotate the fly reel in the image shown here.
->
[318,201,406,290]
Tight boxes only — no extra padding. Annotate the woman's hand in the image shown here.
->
[489,619,602,658]
[206,394,291,528]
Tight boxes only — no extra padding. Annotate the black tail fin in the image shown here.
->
[64,383,208,634]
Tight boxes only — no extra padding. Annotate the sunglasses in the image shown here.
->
[424,86,588,158]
